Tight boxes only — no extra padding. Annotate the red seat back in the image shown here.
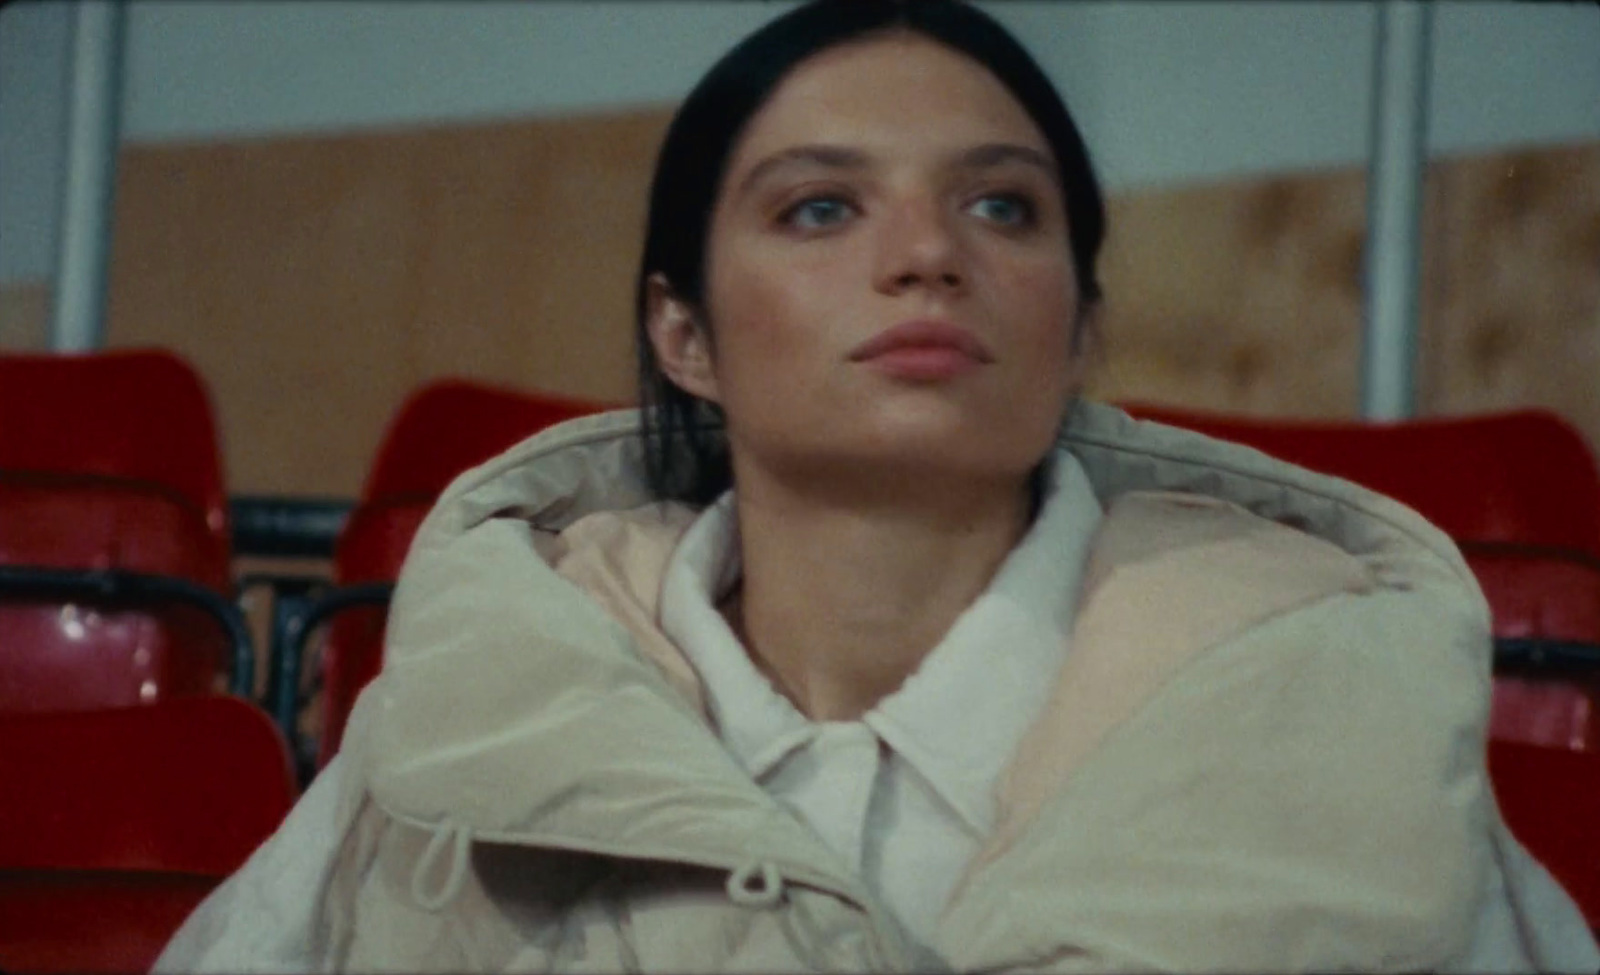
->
[0,350,230,546]
[0,697,295,973]
[1475,549,1600,752]
[0,351,235,711]
[1119,405,1600,553]
[317,497,431,768]
[362,378,607,503]
[316,380,608,766]
[1489,740,1600,930]
[1120,404,1600,751]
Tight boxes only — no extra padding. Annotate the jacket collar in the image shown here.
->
[395,399,1474,589]
[657,454,1104,837]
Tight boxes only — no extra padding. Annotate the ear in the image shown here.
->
[1064,301,1101,391]
[645,273,721,404]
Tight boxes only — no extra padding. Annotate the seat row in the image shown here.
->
[0,350,604,759]
[0,349,604,973]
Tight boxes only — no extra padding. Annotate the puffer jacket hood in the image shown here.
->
[307,399,1596,972]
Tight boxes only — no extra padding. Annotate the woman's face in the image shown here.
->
[654,32,1087,492]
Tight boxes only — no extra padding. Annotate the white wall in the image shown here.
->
[1025,1,1600,184]
[0,0,72,284]
[3,0,1597,287]
[117,1,799,141]
[1428,2,1600,157]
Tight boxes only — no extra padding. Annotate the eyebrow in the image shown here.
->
[731,141,1059,201]
[733,145,870,201]
[957,143,1059,185]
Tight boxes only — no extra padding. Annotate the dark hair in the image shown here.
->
[635,0,1107,504]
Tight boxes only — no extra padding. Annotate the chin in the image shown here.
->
[861,400,1055,460]
[843,427,1044,484]
[737,398,1057,486]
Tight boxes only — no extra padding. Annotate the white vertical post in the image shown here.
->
[1360,0,1433,421]
[50,0,127,353]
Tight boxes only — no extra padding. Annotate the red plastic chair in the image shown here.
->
[1488,740,1600,931]
[358,379,609,504]
[0,350,248,710]
[1120,404,1600,751]
[1118,405,1600,550]
[0,350,229,542]
[311,379,608,767]
[313,497,433,768]
[0,696,295,974]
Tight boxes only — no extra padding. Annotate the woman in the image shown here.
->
[159,1,1598,970]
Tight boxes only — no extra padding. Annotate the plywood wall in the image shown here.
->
[1089,141,1600,438]
[103,112,1600,499]
[107,110,672,498]
[1421,146,1600,428]
[0,282,51,351]
[1091,167,1370,416]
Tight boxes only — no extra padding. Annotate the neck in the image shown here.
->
[722,463,1033,722]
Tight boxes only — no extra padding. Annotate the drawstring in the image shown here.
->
[411,818,473,912]
[730,859,917,968]
[726,859,784,908]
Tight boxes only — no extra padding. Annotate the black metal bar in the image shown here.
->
[264,579,322,756]
[280,582,395,785]
[285,583,396,652]
[1494,638,1600,676]
[0,564,254,697]
[230,495,354,558]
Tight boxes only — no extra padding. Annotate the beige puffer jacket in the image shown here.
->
[167,401,1600,972]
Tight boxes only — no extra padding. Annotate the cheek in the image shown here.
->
[706,248,846,384]
[1002,258,1080,365]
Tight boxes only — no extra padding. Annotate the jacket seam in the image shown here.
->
[1059,427,1481,592]
[450,409,1477,594]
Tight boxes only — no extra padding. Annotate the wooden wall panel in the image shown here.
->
[1419,144,1600,431]
[108,110,672,497]
[103,113,1600,498]
[1091,143,1600,445]
[0,281,50,351]
[1089,168,1369,416]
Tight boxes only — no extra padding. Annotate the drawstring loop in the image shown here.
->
[726,859,784,908]
[411,818,473,912]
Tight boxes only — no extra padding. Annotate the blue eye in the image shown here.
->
[782,197,855,230]
[969,193,1036,227]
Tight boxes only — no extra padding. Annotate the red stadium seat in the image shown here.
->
[1117,405,1600,550]
[312,379,608,767]
[0,350,229,540]
[359,378,609,503]
[1121,404,1600,751]
[315,495,432,767]
[1488,740,1600,931]
[0,350,248,709]
[0,696,295,974]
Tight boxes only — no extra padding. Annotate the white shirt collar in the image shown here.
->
[658,452,1103,835]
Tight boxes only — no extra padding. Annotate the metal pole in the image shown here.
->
[1359,0,1432,421]
[50,0,127,353]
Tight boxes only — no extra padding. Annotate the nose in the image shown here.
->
[872,194,967,297]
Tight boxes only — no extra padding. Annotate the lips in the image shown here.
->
[847,319,994,365]
[847,320,993,383]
